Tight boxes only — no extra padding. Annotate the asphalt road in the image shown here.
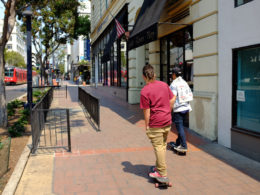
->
[6,84,27,103]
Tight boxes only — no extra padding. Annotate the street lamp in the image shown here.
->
[23,6,33,110]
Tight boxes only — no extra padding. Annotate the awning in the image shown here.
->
[128,0,167,50]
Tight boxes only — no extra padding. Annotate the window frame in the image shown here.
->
[234,0,253,8]
[232,43,260,136]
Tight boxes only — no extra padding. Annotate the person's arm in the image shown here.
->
[170,96,176,111]
[143,108,150,130]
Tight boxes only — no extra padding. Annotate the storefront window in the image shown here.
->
[235,0,253,7]
[121,40,127,87]
[169,30,184,81]
[113,41,118,85]
[160,27,193,86]
[160,38,167,83]
[234,45,260,133]
[107,61,111,86]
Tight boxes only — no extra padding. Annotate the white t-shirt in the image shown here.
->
[170,77,192,113]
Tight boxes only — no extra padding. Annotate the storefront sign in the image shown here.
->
[128,23,158,50]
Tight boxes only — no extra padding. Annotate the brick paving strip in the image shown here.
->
[15,82,260,195]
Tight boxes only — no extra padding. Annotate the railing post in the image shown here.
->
[66,109,71,152]
[66,85,67,99]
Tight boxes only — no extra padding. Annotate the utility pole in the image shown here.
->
[23,6,33,110]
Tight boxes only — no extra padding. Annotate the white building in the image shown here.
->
[218,0,260,161]
[0,19,26,63]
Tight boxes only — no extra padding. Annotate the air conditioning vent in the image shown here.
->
[171,8,190,23]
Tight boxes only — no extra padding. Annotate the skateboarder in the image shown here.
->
[140,64,175,180]
[170,67,193,153]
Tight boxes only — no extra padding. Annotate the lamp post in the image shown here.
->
[23,6,33,110]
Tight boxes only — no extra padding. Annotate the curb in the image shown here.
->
[2,137,31,195]
[9,93,27,103]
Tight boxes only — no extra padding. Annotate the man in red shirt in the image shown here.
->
[140,64,175,179]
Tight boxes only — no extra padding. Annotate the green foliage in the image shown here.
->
[33,90,43,98]
[74,15,91,39]
[19,0,82,73]
[4,50,26,67]
[8,121,25,137]
[7,99,23,116]
[19,108,30,116]
[58,64,65,75]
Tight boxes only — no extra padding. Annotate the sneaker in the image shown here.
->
[174,145,187,152]
[150,166,157,173]
[149,171,167,179]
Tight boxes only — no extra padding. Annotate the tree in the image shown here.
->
[74,14,91,39]
[0,0,41,127]
[4,50,26,67]
[0,0,84,127]
[23,0,82,85]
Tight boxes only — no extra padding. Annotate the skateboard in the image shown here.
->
[154,177,172,188]
[167,141,186,155]
[149,166,172,188]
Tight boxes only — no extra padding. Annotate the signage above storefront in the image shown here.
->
[128,0,167,50]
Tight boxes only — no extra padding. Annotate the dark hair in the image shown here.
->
[172,67,182,77]
[143,64,155,80]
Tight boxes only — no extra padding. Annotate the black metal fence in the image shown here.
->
[31,86,71,154]
[33,85,67,99]
[31,87,54,153]
[32,109,71,153]
[78,87,100,131]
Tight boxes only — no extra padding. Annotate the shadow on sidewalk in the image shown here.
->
[121,161,150,180]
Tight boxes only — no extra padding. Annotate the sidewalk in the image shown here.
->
[15,81,260,195]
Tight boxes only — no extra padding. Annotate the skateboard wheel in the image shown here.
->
[168,182,172,187]
[155,183,159,188]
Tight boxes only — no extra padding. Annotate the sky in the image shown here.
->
[0,3,4,19]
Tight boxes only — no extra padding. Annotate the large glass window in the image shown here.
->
[233,45,260,133]
[107,61,111,86]
[121,40,127,87]
[160,27,193,87]
[160,38,167,83]
[235,0,253,7]
[113,41,118,85]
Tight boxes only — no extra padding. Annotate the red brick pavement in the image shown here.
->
[51,83,260,195]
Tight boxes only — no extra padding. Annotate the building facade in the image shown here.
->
[0,19,26,63]
[218,0,260,161]
[90,0,259,161]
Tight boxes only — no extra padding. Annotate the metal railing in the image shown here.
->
[32,109,71,153]
[78,87,100,131]
[31,87,54,153]
[33,85,67,99]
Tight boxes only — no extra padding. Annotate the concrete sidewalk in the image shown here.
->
[15,81,260,195]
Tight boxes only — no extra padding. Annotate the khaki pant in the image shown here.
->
[146,125,171,177]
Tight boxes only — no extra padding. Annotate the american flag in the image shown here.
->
[115,19,125,39]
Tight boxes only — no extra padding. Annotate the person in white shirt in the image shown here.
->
[169,67,192,153]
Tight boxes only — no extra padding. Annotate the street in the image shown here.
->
[5,84,27,103]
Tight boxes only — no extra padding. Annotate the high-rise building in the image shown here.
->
[0,19,26,64]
